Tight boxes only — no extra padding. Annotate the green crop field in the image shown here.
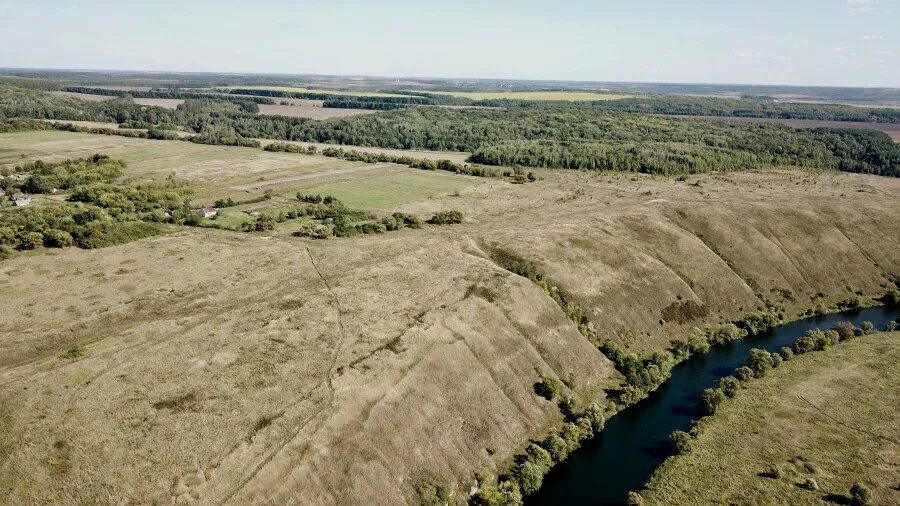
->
[293,169,476,209]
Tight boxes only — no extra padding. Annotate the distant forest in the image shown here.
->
[1,85,898,177]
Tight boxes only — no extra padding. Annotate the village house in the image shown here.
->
[195,207,218,218]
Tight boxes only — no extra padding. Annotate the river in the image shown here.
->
[527,306,900,505]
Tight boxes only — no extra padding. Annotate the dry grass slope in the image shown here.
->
[0,143,898,504]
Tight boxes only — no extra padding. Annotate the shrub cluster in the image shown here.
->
[473,402,611,504]
[2,155,123,195]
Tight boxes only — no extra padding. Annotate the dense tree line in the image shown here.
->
[3,86,897,177]
[320,100,407,110]
[471,95,900,123]
[473,140,761,174]
[225,88,433,105]
[264,142,500,177]
[64,87,275,105]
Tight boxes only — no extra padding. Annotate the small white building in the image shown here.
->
[195,207,218,218]
[11,194,33,207]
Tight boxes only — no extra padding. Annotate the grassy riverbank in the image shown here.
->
[640,331,900,505]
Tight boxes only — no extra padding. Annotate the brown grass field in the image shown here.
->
[256,103,376,119]
[642,332,900,505]
[0,130,899,504]
[50,91,112,102]
[133,98,184,110]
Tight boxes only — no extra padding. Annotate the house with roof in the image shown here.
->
[195,207,218,218]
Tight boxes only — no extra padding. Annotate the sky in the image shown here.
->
[0,0,898,87]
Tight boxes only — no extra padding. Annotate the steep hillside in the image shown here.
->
[1,169,897,504]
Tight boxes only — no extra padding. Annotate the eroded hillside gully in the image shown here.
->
[481,251,898,506]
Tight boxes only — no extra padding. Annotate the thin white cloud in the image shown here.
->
[736,51,766,59]
[863,35,884,40]
[848,0,876,13]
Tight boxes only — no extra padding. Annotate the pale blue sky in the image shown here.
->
[1,0,897,86]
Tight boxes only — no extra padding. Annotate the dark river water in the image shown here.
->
[527,306,900,506]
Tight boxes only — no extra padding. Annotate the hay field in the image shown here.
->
[427,90,633,101]
[50,91,112,102]
[133,98,184,109]
[642,332,900,505]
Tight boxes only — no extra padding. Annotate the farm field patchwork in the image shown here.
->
[0,130,483,210]
[426,90,633,101]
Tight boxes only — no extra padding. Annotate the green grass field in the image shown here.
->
[0,130,482,212]
[294,170,473,209]
[641,332,900,505]
[426,91,633,101]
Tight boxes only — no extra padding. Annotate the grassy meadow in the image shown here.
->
[0,130,483,212]
[641,332,900,505]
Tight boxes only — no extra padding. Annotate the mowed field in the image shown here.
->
[427,90,633,101]
[0,130,483,210]
[642,332,900,505]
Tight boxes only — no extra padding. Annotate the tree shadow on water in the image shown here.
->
[670,403,698,417]
[640,440,672,459]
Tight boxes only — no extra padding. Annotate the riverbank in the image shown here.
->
[522,305,899,505]
[640,330,899,505]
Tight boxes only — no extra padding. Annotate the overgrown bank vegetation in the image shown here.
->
[478,249,899,505]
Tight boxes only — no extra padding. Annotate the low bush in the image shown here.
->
[832,321,859,341]
[745,348,774,378]
[534,374,559,401]
[734,366,754,382]
[718,376,741,398]
[849,482,873,505]
[778,346,794,361]
[670,430,694,454]
[427,210,464,225]
[701,387,726,415]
